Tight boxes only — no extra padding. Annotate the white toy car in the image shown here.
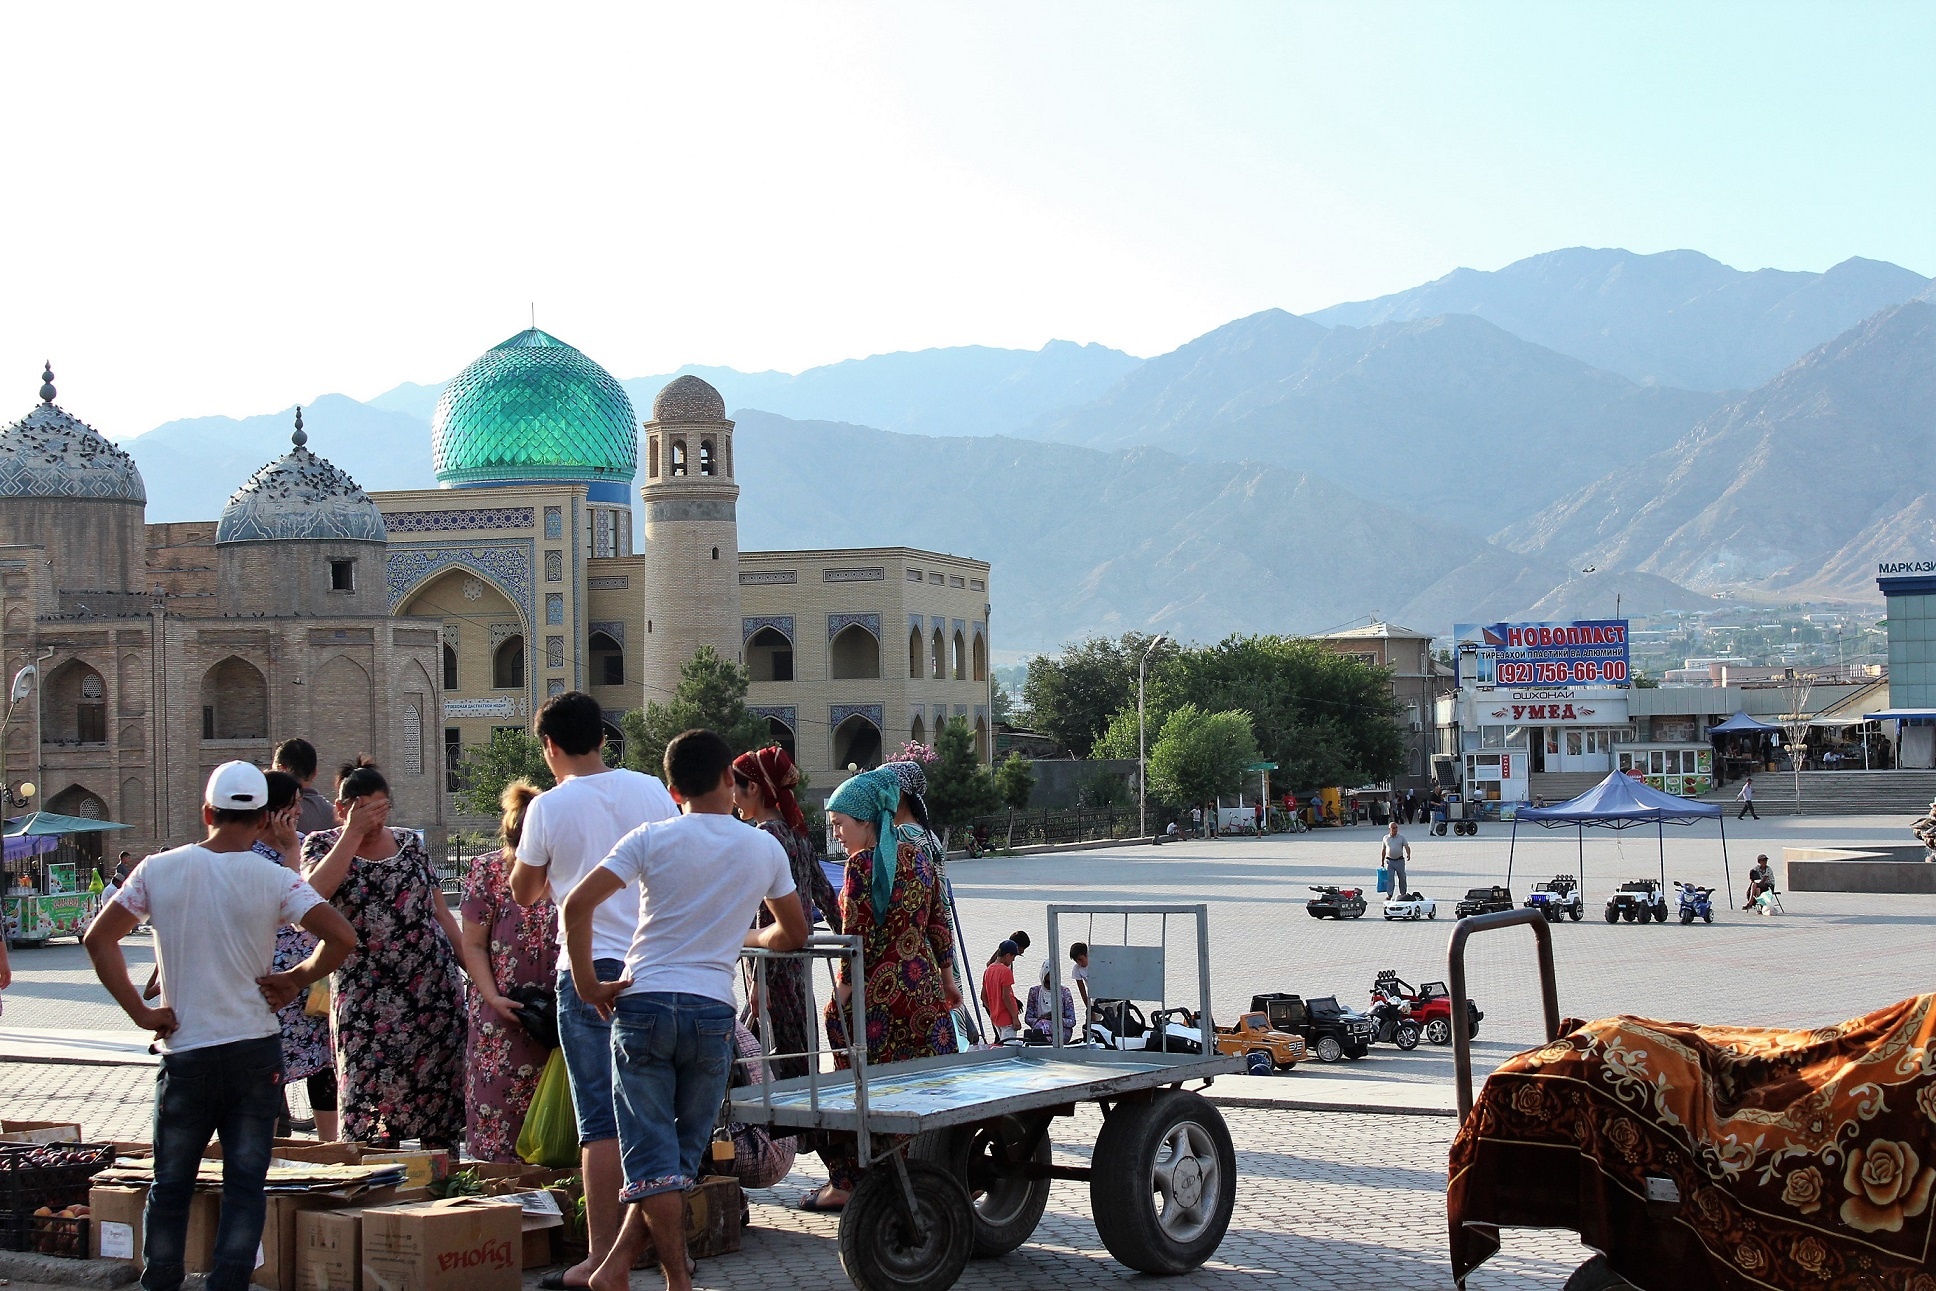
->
[1383,891,1437,921]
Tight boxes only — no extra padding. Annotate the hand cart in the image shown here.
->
[732,904,1243,1291]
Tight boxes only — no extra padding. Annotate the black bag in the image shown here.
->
[508,982,560,1050]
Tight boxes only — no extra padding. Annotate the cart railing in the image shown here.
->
[1045,904,1216,1057]
[1448,908,1561,1120]
[737,932,872,1160]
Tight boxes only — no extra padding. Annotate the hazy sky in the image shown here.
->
[2,3,1929,434]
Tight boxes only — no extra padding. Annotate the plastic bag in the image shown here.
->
[516,1048,580,1168]
[304,977,331,1017]
[1376,865,1392,895]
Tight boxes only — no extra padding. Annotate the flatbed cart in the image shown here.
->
[732,904,1243,1291]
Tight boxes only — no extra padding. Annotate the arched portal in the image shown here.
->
[200,656,268,741]
[908,629,923,679]
[44,660,107,745]
[747,628,794,683]
[829,625,881,681]
[590,631,624,687]
[953,631,967,681]
[832,714,882,772]
[930,629,945,680]
[765,717,797,764]
[493,636,526,689]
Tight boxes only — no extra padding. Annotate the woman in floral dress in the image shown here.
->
[454,780,558,1162]
[805,766,960,1210]
[260,772,337,1138]
[302,758,471,1147]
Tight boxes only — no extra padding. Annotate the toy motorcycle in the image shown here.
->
[1674,881,1715,924]
[1367,991,1422,1049]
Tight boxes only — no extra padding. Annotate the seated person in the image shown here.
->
[1912,801,1936,856]
[1743,854,1776,909]
[1024,962,1078,1044]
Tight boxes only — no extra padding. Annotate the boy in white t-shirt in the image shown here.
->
[84,762,357,1291]
[564,729,808,1291]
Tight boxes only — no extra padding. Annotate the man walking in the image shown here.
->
[1736,776,1760,820]
[83,762,356,1291]
[1380,820,1412,896]
[511,692,677,1291]
[562,729,807,1291]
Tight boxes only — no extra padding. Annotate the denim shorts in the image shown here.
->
[557,958,627,1145]
[610,991,736,1202]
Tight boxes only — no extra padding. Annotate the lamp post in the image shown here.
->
[1138,634,1167,839]
[2,664,40,818]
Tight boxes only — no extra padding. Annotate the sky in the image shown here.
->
[1,2,1930,434]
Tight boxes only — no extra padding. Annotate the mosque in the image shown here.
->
[0,330,992,855]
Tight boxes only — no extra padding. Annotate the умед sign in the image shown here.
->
[1453,620,1631,690]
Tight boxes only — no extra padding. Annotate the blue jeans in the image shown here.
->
[557,958,626,1144]
[142,1034,283,1291]
[610,992,735,1202]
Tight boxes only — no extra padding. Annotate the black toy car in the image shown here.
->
[1250,992,1376,1063]
[1305,885,1368,920]
[1454,885,1515,918]
[1605,878,1669,924]
[1525,875,1585,922]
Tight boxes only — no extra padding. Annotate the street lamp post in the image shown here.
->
[1138,634,1167,839]
[1,664,40,817]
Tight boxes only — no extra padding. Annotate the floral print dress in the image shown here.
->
[824,838,958,1066]
[302,826,466,1146]
[744,819,839,1081]
[458,851,558,1162]
[256,842,331,1081]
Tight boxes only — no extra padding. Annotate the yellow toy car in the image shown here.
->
[1214,1012,1307,1072]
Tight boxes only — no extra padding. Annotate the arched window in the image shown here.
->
[909,629,923,679]
[766,717,797,763]
[699,440,715,476]
[746,628,793,683]
[910,715,926,747]
[442,644,459,691]
[953,631,967,681]
[832,714,882,772]
[647,436,660,478]
[44,659,108,745]
[199,656,269,741]
[670,441,688,476]
[830,625,881,680]
[493,636,526,689]
[602,721,626,766]
[931,629,945,680]
[973,634,988,682]
[589,631,624,686]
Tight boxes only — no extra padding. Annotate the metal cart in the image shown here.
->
[732,904,1242,1291]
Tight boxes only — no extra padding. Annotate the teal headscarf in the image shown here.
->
[827,766,903,920]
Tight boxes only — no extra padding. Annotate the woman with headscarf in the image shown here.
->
[731,745,838,1080]
[803,766,960,1211]
[882,758,983,1044]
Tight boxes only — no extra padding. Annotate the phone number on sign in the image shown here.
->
[1497,660,1628,685]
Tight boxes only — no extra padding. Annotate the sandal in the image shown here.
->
[797,1187,847,1213]
[537,1275,587,1291]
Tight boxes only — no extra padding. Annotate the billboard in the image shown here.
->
[1454,619,1630,690]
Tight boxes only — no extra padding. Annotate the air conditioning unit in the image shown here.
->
[1410,721,1423,733]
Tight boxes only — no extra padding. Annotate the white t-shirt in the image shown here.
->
[114,843,324,1055]
[598,812,796,1006]
[518,768,678,969]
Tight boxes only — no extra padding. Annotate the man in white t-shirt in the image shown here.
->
[84,761,356,1291]
[564,729,807,1291]
[509,691,677,1291]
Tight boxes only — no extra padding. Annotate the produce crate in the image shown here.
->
[0,1142,115,1250]
[2,1209,90,1257]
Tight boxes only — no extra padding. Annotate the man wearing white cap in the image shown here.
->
[85,762,357,1291]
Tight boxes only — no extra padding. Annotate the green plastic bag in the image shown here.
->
[516,1048,580,1168]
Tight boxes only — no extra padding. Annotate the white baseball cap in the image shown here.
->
[205,760,268,810]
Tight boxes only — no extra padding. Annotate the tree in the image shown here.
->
[620,645,770,778]
[993,752,1036,848]
[454,727,554,819]
[1021,633,1171,757]
[924,717,1000,845]
[1147,705,1259,825]
[991,677,1014,725]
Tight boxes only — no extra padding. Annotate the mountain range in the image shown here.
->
[100,246,1932,651]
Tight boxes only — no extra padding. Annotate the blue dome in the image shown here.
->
[432,328,638,487]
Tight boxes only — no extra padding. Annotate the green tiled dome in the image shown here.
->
[432,329,637,487]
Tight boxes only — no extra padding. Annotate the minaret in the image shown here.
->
[638,375,742,706]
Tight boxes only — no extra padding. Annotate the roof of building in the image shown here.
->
[651,374,726,423]
[432,328,637,486]
[1316,621,1431,641]
[0,366,146,504]
[216,408,386,544]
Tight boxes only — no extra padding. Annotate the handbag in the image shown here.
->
[508,982,559,1050]
[1376,865,1392,895]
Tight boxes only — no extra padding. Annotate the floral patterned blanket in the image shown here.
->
[1448,995,1936,1290]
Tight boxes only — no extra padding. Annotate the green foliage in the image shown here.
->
[1147,705,1259,810]
[993,752,1036,812]
[455,728,554,819]
[1089,705,1148,761]
[991,677,1014,724]
[1077,768,1132,809]
[1021,633,1171,757]
[619,645,770,778]
[925,717,1000,834]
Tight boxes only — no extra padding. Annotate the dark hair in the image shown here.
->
[211,805,268,826]
[118,850,130,860]
[1009,930,1032,953]
[274,737,318,781]
[535,691,604,757]
[335,756,389,803]
[664,729,732,799]
[263,771,301,814]
[1070,942,1088,959]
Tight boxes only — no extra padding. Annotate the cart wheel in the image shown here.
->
[1569,908,1582,922]
[1433,823,1447,837]
[1314,1035,1343,1063]
[1562,1255,1640,1289]
[1395,1023,1420,1051]
[838,1159,974,1291]
[1423,1018,1450,1046]
[909,1115,1052,1259]
[1091,1090,1236,1274]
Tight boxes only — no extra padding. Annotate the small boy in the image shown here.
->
[1069,941,1091,1011]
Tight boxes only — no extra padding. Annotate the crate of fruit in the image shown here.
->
[0,1143,115,1225]
[1,1205,89,1257]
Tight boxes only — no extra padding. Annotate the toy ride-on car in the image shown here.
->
[1454,885,1515,918]
[1306,885,1368,919]
[1604,878,1669,923]
[1086,1000,1205,1054]
[1371,970,1482,1046]
[1382,890,1437,920]
[1213,1012,1307,1073]
[1524,875,1584,922]
[1249,992,1375,1063]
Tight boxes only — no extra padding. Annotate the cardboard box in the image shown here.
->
[0,1119,84,1144]
[361,1198,521,1291]
[356,1150,451,1192]
[184,1191,225,1273]
[634,1177,742,1267]
[90,1184,148,1271]
[253,1188,398,1291]
[296,1208,361,1291]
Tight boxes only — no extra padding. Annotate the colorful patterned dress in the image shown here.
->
[745,818,839,1081]
[824,838,958,1065]
[302,826,466,1147]
[256,842,332,1081]
[458,851,558,1162]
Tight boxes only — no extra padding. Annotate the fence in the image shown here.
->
[812,804,1185,857]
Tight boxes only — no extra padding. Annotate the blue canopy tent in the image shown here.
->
[1508,771,1729,900]
[1708,711,1779,734]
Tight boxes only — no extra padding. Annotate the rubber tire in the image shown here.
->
[1704,910,1713,924]
[1348,905,1366,919]
[1428,907,1437,919]
[1433,823,1447,836]
[1395,1023,1420,1051]
[1423,1018,1451,1046]
[1569,908,1583,922]
[1680,909,1694,924]
[1345,1045,1368,1060]
[908,1117,1053,1260]
[1562,1255,1641,1290]
[1654,904,1669,923]
[838,1159,975,1291]
[1315,1035,1343,1063]
[1090,1090,1237,1275]
[1621,907,1636,923]
[1604,906,1618,923]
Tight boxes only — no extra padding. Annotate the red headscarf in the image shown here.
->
[733,745,807,834]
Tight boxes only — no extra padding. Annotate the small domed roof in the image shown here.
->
[0,365,146,504]
[432,328,637,486]
[652,374,726,423]
[216,408,386,544]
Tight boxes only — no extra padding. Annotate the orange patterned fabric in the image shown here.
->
[1449,995,1936,1290]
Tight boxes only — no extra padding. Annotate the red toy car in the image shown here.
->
[1371,969,1482,1046]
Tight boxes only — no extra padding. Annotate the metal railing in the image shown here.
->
[737,933,873,1160]
[1447,908,1561,1120]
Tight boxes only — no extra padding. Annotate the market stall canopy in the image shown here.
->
[1517,772,1722,830]
[1708,711,1780,734]
[1863,708,1936,721]
[3,811,134,836]
[3,834,58,863]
